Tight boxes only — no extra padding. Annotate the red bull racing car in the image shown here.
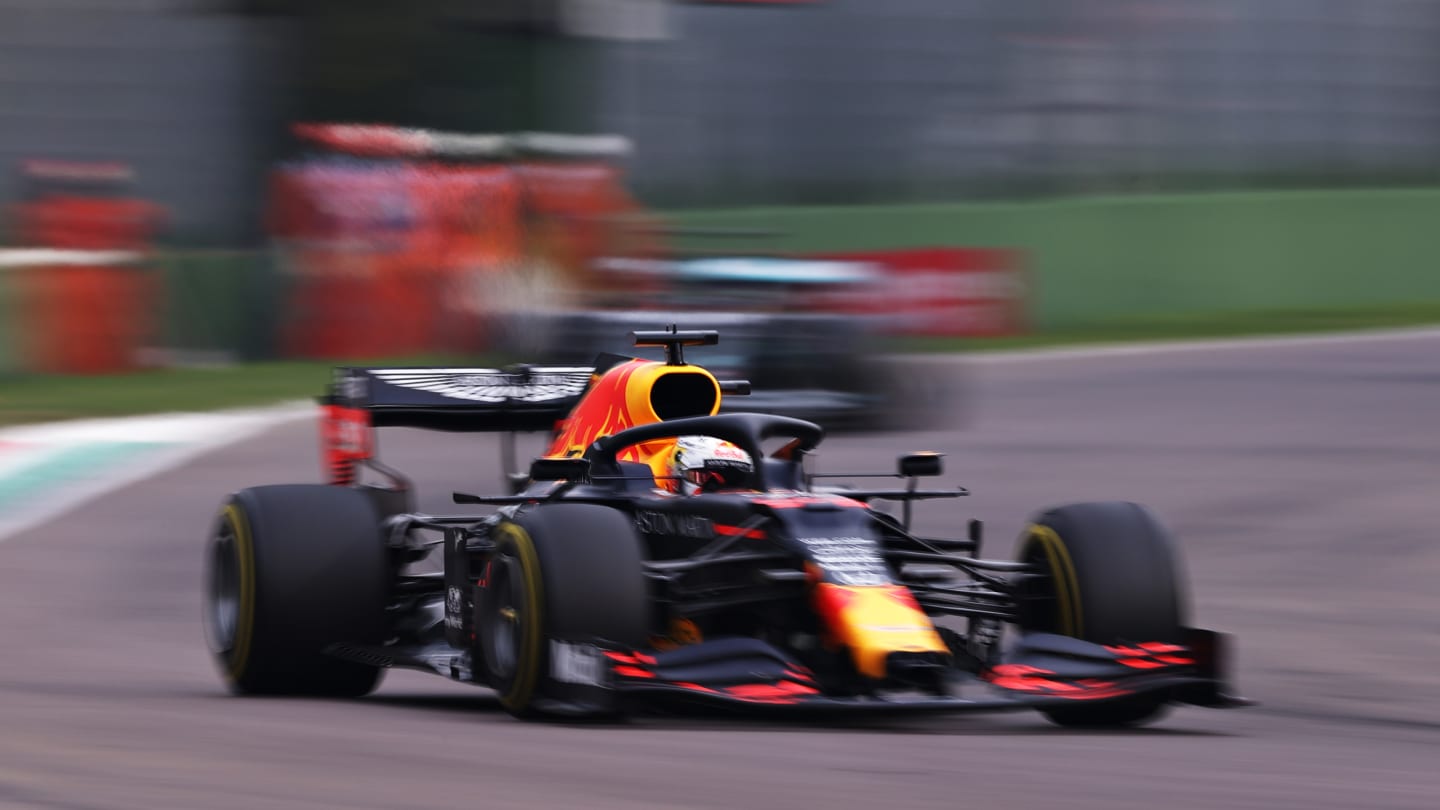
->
[203,328,1246,726]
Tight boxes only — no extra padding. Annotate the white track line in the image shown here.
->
[0,402,312,445]
[0,402,313,543]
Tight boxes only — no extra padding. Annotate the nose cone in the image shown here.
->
[811,583,950,681]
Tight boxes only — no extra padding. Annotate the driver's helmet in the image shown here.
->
[668,435,754,494]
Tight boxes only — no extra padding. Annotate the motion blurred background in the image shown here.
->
[4,5,1440,808]
[3,0,1440,411]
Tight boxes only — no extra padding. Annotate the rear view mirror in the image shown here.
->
[530,457,592,482]
[899,452,943,478]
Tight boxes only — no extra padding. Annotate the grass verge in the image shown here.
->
[0,355,480,428]
[3,304,1440,428]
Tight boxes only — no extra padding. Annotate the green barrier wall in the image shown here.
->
[667,189,1440,329]
[161,251,280,361]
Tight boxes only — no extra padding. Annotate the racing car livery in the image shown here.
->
[203,328,1246,726]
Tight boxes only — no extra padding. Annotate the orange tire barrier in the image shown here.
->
[268,126,664,360]
[3,252,155,374]
[7,164,164,374]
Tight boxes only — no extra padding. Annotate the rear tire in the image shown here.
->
[475,504,650,717]
[204,485,389,697]
[1015,501,1187,728]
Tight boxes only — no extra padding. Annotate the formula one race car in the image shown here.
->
[203,328,1246,727]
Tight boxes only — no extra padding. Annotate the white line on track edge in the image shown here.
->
[0,402,313,543]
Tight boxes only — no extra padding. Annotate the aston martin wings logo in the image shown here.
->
[368,368,593,403]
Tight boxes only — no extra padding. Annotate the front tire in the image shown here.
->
[204,485,389,696]
[475,504,650,717]
[1015,501,1187,727]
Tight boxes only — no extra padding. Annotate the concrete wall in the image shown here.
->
[0,2,294,244]
[586,0,1440,205]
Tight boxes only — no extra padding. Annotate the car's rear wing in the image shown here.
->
[325,366,595,430]
[320,365,595,485]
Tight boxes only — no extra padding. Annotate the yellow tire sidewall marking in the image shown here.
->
[223,503,256,682]
[494,522,545,711]
[1026,524,1084,639]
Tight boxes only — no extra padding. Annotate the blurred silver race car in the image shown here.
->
[516,254,953,431]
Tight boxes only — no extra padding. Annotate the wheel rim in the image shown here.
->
[485,553,526,680]
[205,521,240,654]
[1017,541,1061,636]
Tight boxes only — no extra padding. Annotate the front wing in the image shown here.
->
[567,630,1247,716]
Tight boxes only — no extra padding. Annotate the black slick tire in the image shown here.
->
[1015,501,1187,728]
[475,503,649,718]
[204,485,389,697]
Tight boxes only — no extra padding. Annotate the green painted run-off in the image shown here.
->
[0,441,167,514]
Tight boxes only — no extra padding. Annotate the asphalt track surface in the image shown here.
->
[4,334,1439,809]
